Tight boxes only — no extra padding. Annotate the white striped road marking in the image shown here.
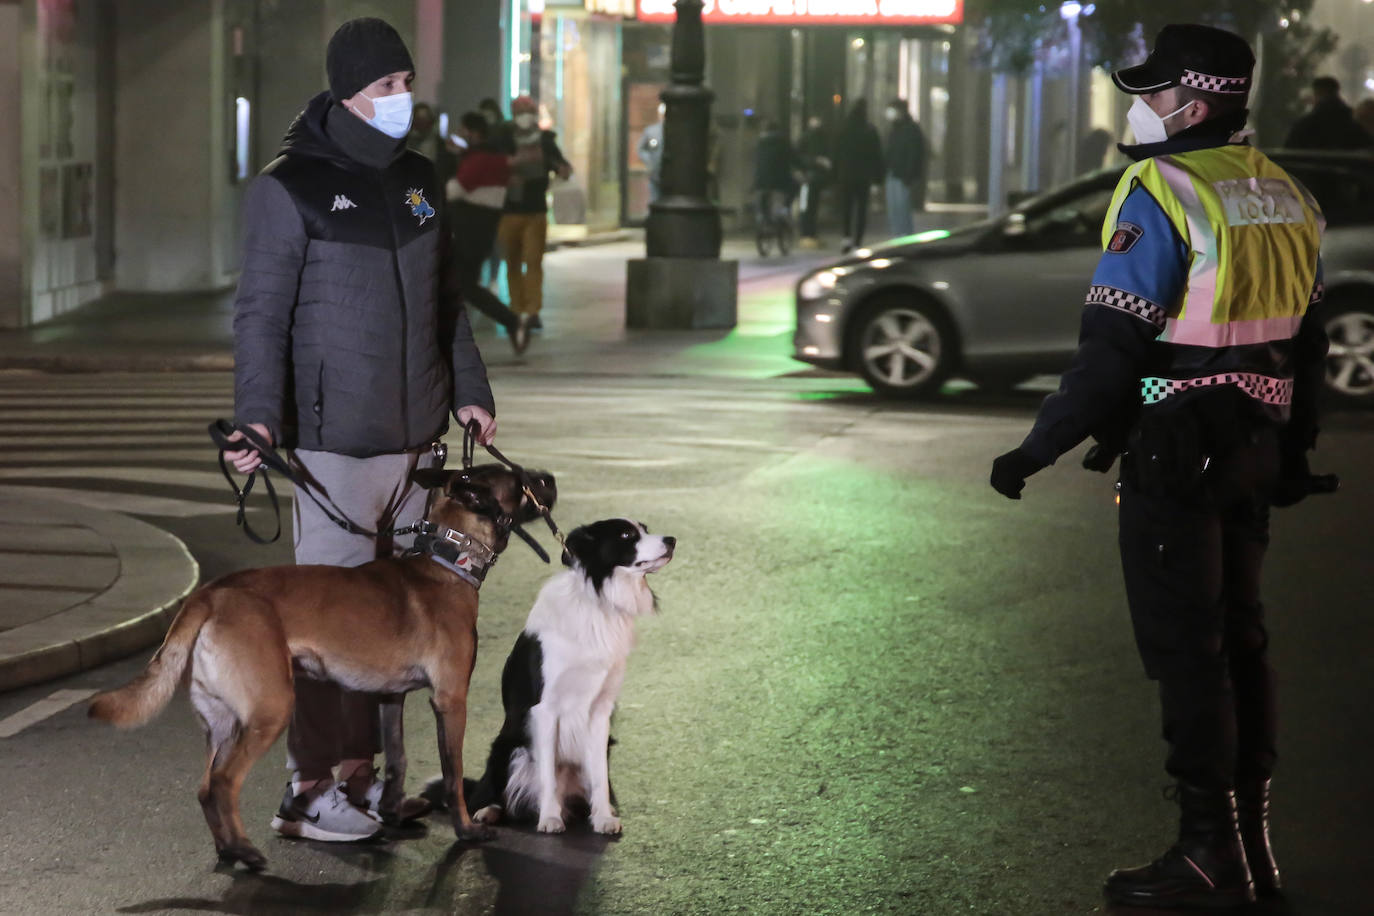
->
[0,689,97,738]
[0,485,242,518]
[0,468,234,489]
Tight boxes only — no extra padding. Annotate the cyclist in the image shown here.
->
[753,119,800,242]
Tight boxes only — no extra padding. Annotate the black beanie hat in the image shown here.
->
[326,18,414,103]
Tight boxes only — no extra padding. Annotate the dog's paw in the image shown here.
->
[455,821,495,843]
[472,804,503,825]
[536,814,566,834]
[591,814,622,835]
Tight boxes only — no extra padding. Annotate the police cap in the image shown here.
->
[1112,24,1255,97]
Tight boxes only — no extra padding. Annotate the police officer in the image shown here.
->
[988,25,1331,909]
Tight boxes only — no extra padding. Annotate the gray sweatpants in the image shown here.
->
[286,446,439,781]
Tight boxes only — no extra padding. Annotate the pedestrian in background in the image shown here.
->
[225,17,496,844]
[1284,76,1373,150]
[448,111,525,353]
[637,102,666,205]
[832,99,884,253]
[477,97,507,289]
[752,118,799,228]
[797,114,832,249]
[990,24,1328,909]
[408,101,456,182]
[497,95,572,343]
[1354,97,1374,141]
[882,99,927,238]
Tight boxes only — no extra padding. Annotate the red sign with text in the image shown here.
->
[635,0,964,26]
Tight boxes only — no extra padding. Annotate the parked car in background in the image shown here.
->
[793,150,1374,404]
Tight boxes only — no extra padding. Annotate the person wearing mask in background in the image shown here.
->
[990,25,1329,908]
[832,99,884,253]
[224,17,497,843]
[882,99,927,238]
[448,111,526,353]
[496,95,572,345]
[638,102,666,205]
[797,115,833,249]
[1284,76,1373,150]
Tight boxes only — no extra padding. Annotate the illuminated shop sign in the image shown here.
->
[635,0,963,26]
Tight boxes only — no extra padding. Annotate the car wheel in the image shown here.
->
[848,296,956,398]
[1324,301,1374,403]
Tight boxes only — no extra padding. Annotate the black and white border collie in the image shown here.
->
[466,518,675,834]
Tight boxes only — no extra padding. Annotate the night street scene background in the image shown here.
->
[2,1,1374,914]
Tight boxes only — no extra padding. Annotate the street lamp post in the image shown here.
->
[626,0,738,329]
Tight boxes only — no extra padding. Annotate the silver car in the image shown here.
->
[794,151,1374,402]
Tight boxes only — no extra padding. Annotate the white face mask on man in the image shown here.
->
[354,89,414,139]
[513,113,537,130]
[1126,96,1193,145]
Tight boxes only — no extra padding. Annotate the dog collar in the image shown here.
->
[411,522,497,587]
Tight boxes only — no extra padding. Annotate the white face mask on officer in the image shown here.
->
[1127,96,1194,145]
[513,112,537,130]
[355,89,414,139]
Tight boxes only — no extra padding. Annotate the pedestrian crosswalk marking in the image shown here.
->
[0,689,97,739]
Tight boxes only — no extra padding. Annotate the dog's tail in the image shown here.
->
[88,594,210,728]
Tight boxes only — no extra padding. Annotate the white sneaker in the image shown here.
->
[269,780,383,842]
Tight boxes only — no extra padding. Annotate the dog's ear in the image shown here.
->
[561,525,595,568]
[411,468,453,491]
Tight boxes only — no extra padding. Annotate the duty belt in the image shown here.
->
[1140,372,1292,407]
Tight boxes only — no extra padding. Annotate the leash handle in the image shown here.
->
[210,420,421,543]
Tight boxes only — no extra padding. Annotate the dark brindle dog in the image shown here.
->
[89,464,554,870]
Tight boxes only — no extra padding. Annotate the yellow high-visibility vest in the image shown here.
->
[1104,144,1323,350]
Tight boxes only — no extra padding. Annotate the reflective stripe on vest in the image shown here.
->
[1101,145,1324,350]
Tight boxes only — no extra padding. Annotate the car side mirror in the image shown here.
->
[1002,212,1027,237]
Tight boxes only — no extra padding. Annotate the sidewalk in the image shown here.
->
[0,487,199,691]
[0,226,932,692]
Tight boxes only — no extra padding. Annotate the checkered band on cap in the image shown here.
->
[1140,373,1292,407]
[1087,285,1167,330]
[1180,69,1249,94]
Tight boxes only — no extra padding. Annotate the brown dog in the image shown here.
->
[89,463,555,870]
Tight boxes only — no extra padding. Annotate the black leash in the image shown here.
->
[208,420,425,545]
[210,420,563,563]
[461,421,566,564]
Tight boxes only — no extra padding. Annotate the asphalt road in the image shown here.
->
[2,362,1372,912]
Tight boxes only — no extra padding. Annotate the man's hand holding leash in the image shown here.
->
[223,422,274,475]
[458,405,497,446]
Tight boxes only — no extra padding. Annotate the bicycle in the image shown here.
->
[754,189,795,257]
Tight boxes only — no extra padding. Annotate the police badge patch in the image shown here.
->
[1107,221,1144,253]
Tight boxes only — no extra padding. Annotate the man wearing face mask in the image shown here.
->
[225,17,496,843]
[988,24,1329,909]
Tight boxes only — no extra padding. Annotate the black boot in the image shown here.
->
[1236,779,1281,897]
[1104,783,1255,909]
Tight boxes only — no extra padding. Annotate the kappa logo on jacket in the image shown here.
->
[330,194,357,212]
[404,188,435,226]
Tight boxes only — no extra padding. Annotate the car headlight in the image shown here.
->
[799,270,838,300]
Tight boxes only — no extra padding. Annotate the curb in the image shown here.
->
[0,488,200,692]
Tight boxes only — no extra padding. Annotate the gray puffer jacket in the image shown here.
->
[233,91,493,457]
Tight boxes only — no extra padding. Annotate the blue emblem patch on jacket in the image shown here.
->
[404,188,435,226]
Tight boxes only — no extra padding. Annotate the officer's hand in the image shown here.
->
[990,447,1044,500]
[1082,443,1119,474]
